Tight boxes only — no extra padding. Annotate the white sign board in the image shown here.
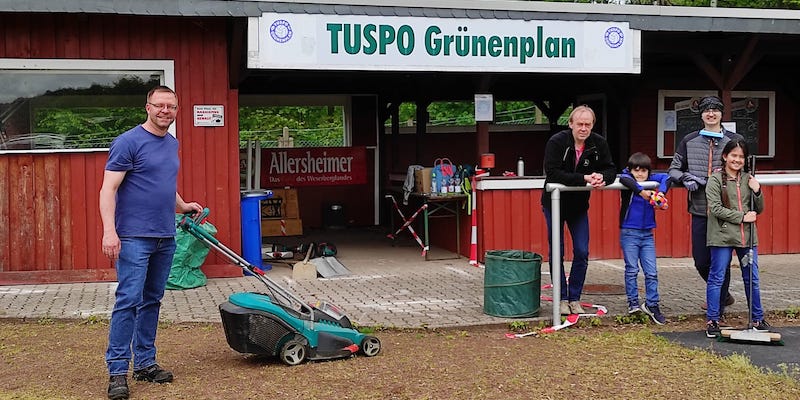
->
[248,13,640,73]
[475,94,494,122]
[193,105,224,127]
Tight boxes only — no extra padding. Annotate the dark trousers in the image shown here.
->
[692,215,731,314]
[543,208,590,302]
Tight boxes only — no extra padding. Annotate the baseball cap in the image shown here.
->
[698,96,724,113]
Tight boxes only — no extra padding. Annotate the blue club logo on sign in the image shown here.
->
[270,20,293,43]
[604,27,624,48]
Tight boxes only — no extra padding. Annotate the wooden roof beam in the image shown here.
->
[228,18,246,89]
[691,53,724,89]
[724,36,762,90]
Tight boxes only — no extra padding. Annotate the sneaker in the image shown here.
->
[107,375,129,400]
[568,301,585,314]
[717,317,733,330]
[133,364,173,383]
[752,320,771,331]
[706,320,721,338]
[627,301,641,314]
[560,300,571,315]
[641,304,666,325]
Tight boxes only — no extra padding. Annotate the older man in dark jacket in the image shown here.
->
[541,105,616,315]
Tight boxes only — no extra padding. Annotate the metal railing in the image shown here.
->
[546,179,663,324]
[545,172,800,325]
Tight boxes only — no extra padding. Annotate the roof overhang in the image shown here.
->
[3,0,800,34]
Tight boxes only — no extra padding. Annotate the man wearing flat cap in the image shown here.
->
[669,95,744,318]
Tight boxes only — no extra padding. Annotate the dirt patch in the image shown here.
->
[1,315,798,400]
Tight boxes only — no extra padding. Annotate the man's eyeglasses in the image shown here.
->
[148,102,178,111]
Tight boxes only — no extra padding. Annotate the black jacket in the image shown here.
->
[540,129,616,217]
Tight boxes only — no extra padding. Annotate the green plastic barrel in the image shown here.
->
[483,250,542,318]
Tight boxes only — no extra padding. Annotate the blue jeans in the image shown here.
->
[692,215,731,311]
[707,246,763,322]
[543,208,589,302]
[106,237,176,376]
[620,228,659,307]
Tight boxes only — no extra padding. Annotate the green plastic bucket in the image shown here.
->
[483,250,542,318]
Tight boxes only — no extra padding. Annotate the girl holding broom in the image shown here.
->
[704,138,769,338]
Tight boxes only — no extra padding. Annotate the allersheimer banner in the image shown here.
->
[260,146,368,187]
[248,12,640,73]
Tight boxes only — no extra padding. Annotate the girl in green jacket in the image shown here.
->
[703,138,768,338]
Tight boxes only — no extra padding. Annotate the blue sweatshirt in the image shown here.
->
[618,170,671,230]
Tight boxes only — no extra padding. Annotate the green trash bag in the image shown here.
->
[166,215,216,290]
[483,250,542,318]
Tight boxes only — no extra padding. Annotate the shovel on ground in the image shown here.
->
[309,256,351,278]
[292,246,318,280]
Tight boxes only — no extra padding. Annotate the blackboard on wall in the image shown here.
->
[730,98,760,154]
[672,97,761,154]
[675,108,704,149]
[674,98,703,150]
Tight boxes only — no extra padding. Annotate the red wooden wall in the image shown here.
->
[473,184,800,263]
[628,90,800,172]
[0,14,242,284]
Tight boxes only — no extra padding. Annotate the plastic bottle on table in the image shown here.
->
[431,172,437,194]
[517,157,525,177]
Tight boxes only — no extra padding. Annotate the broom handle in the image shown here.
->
[747,155,756,328]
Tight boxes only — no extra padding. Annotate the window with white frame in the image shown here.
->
[0,59,174,153]
[657,90,775,158]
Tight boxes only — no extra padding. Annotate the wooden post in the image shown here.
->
[476,121,489,162]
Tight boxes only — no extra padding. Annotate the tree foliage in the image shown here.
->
[21,76,157,149]
[239,105,345,147]
[35,107,142,148]
[396,101,550,126]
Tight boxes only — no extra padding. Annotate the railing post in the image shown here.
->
[550,187,561,324]
[546,179,659,326]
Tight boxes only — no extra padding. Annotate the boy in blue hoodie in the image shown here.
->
[619,152,671,325]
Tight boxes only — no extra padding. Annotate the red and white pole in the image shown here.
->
[469,175,479,266]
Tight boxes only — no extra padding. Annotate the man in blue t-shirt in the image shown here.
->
[99,86,202,400]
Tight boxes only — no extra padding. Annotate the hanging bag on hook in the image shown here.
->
[432,158,455,193]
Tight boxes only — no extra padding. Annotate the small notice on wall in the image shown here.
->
[474,94,494,122]
[193,105,224,127]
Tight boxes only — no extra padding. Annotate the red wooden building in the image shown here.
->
[2,1,800,284]
[0,14,241,283]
